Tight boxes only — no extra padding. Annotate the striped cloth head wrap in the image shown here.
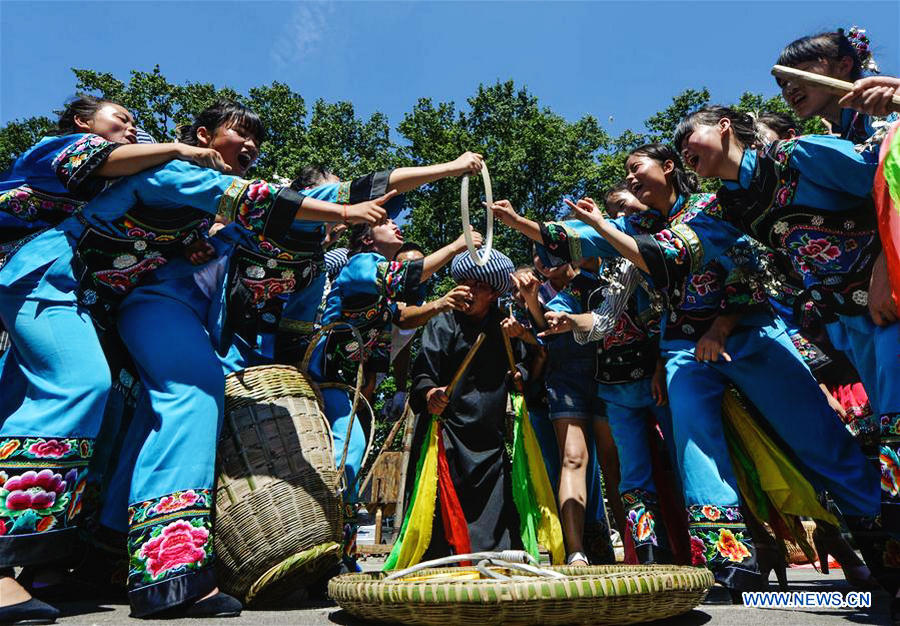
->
[450,249,514,294]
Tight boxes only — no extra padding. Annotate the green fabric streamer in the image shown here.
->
[509,392,540,560]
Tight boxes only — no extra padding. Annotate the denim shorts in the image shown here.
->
[545,367,606,421]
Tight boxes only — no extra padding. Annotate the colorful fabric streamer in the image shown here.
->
[383,418,471,571]
[722,388,838,562]
[874,121,900,308]
[384,418,438,571]
[510,393,565,565]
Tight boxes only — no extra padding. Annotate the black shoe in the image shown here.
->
[184,592,242,618]
[0,598,60,625]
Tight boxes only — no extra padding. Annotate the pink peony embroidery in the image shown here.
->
[153,490,201,515]
[247,181,270,203]
[27,439,72,459]
[690,536,707,565]
[3,469,67,511]
[796,237,840,265]
[139,520,209,579]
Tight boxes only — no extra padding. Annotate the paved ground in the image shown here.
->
[50,563,893,625]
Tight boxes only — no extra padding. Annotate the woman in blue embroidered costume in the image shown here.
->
[675,104,899,607]
[0,100,390,619]
[491,143,878,598]
[0,96,238,622]
[272,153,486,365]
[775,27,895,151]
[307,221,481,505]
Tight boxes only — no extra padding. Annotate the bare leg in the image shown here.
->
[0,575,31,607]
[593,419,627,539]
[553,419,590,563]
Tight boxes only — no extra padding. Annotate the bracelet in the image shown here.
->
[342,204,348,224]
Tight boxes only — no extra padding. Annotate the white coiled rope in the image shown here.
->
[460,162,494,266]
[384,550,566,581]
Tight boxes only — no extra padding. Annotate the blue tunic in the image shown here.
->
[0,133,119,269]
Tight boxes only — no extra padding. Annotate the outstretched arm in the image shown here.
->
[97,143,232,177]
[565,198,649,272]
[388,152,484,193]
[489,199,543,243]
[420,230,483,281]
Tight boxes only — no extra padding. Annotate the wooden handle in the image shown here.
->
[446,332,486,396]
[771,65,900,112]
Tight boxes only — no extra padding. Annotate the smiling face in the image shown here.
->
[198,123,260,176]
[778,57,852,121]
[605,189,649,218]
[624,154,674,211]
[679,121,728,179]
[76,103,137,144]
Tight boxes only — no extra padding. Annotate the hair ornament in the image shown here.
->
[845,26,880,74]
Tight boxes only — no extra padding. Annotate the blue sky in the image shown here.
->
[2,1,898,140]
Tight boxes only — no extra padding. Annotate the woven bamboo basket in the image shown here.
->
[785,520,818,565]
[328,564,714,625]
[215,365,343,605]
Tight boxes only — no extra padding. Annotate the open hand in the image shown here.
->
[510,270,541,305]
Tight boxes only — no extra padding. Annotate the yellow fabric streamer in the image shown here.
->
[722,389,838,529]
[512,395,566,565]
[390,420,440,570]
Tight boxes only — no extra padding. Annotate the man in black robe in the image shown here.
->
[407,249,523,557]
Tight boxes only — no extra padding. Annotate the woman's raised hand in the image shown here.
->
[345,189,398,224]
[564,197,604,227]
[451,151,485,176]
[838,76,900,116]
[489,199,519,226]
[176,145,232,173]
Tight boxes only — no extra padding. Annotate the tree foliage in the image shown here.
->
[1,66,817,266]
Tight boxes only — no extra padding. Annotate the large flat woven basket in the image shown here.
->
[329,564,714,625]
[216,365,343,605]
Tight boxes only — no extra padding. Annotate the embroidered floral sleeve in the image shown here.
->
[633,223,704,290]
[376,259,424,304]
[51,133,120,198]
[217,178,307,239]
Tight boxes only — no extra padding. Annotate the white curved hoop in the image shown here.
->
[460,162,494,267]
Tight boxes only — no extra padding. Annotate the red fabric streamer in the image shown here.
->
[874,121,900,308]
[436,423,472,562]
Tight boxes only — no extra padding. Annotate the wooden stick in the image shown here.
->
[771,65,900,112]
[446,332,486,396]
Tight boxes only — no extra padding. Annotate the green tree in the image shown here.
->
[398,81,610,269]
